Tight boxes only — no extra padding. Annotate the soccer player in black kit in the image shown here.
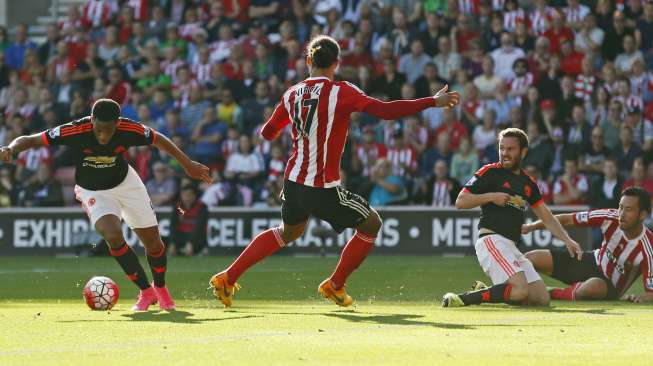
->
[0,99,212,311]
[442,128,582,307]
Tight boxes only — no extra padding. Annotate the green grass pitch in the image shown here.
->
[1,255,652,365]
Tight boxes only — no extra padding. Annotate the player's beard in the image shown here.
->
[501,155,522,172]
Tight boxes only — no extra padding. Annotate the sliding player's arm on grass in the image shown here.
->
[260,84,460,141]
[0,132,47,162]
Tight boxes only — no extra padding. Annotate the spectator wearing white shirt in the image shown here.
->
[224,135,265,188]
[574,14,604,55]
[490,32,524,81]
[473,55,504,99]
[615,35,644,76]
[433,36,461,81]
[398,39,431,84]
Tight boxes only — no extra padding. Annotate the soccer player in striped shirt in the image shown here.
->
[0,99,212,311]
[209,35,460,307]
[522,187,653,303]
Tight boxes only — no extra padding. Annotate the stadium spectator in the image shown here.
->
[434,108,467,151]
[168,184,208,256]
[368,158,407,206]
[624,106,653,151]
[490,32,524,81]
[472,108,497,151]
[0,165,15,207]
[614,125,643,177]
[579,126,611,180]
[420,131,452,177]
[190,106,227,165]
[615,35,644,75]
[553,158,589,205]
[449,137,478,186]
[18,163,63,207]
[523,120,553,177]
[5,24,37,71]
[623,159,653,198]
[415,159,461,207]
[574,14,604,56]
[602,11,635,62]
[146,161,178,207]
[588,158,622,209]
[473,56,503,100]
[433,36,461,82]
[224,135,264,205]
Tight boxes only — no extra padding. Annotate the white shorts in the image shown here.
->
[74,166,158,229]
[475,234,541,285]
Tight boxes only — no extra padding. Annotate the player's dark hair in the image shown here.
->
[307,35,340,69]
[498,127,529,149]
[91,99,121,123]
[622,187,651,213]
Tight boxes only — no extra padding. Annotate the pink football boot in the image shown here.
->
[153,284,176,310]
[131,287,158,311]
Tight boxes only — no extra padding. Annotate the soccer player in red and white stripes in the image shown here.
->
[523,187,653,303]
[209,35,460,307]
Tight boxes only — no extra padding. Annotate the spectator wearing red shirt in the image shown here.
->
[434,108,468,151]
[352,128,387,177]
[452,14,479,57]
[544,11,574,55]
[623,159,653,199]
[553,158,589,205]
[559,38,584,76]
[105,66,131,106]
[47,41,77,84]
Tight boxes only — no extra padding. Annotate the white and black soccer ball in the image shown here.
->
[83,276,119,310]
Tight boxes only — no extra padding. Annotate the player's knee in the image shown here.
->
[100,230,125,248]
[361,210,382,235]
[279,223,305,243]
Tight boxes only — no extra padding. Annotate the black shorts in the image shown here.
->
[281,180,371,233]
[550,250,619,300]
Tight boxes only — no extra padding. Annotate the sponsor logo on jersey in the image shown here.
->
[83,156,117,164]
[605,249,625,274]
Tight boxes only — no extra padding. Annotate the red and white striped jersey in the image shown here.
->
[386,146,417,176]
[504,9,526,32]
[562,4,590,25]
[191,62,212,85]
[160,59,186,84]
[508,73,534,94]
[355,143,387,177]
[81,0,113,28]
[575,74,595,102]
[262,77,437,188]
[529,7,554,36]
[573,209,653,296]
[458,0,480,15]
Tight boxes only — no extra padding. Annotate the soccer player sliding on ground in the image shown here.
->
[522,186,653,303]
[209,35,460,307]
[0,99,212,311]
[442,128,583,307]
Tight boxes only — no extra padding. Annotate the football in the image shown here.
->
[82,276,119,310]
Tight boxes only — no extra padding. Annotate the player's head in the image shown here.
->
[498,128,529,171]
[306,35,340,74]
[91,98,120,145]
[619,187,651,231]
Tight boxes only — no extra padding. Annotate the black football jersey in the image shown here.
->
[463,162,543,243]
[41,116,156,190]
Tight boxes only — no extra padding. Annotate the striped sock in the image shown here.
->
[110,242,150,290]
[329,230,377,289]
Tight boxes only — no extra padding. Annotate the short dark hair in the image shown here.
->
[91,99,121,122]
[307,35,340,68]
[498,127,529,149]
[622,186,651,213]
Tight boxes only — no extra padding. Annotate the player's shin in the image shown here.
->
[329,230,377,289]
[109,242,150,290]
[146,243,167,287]
[225,227,286,285]
[459,284,513,305]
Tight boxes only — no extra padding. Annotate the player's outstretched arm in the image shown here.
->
[531,205,582,260]
[152,132,212,184]
[521,213,575,234]
[454,190,510,209]
[361,84,460,121]
[0,133,47,163]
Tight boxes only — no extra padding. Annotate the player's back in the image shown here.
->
[281,77,365,189]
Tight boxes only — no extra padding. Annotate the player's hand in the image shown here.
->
[184,161,213,184]
[521,223,535,235]
[622,294,642,303]
[0,146,12,163]
[490,192,510,206]
[564,239,583,261]
[433,85,460,108]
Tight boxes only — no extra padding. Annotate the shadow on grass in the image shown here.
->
[58,310,262,324]
[470,305,622,315]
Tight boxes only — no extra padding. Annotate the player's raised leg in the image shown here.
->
[209,220,307,307]
[319,208,382,307]
[133,226,175,310]
[95,214,156,311]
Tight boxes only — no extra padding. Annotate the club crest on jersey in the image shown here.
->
[646,277,653,289]
[48,126,61,139]
[143,126,151,138]
[88,198,96,207]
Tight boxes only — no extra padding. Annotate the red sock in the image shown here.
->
[550,283,581,301]
[329,230,376,289]
[226,228,285,285]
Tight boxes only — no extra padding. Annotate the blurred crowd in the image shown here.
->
[1,0,653,217]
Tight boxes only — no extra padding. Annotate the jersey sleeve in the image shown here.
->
[340,81,375,112]
[41,122,86,147]
[461,167,494,195]
[261,101,291,141]
[116,119,156,146]
[572,209,619,227]
[526,177,544,208]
